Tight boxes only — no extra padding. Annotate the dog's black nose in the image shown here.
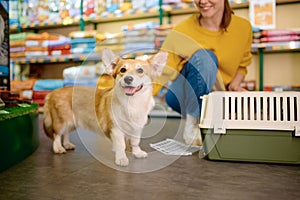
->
[124,76,133,84]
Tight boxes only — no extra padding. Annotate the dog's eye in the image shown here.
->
[120,68,127,73]
[136,68,144,74]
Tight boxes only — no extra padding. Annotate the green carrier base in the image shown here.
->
[0,104,39,172]
[201,129,300,164]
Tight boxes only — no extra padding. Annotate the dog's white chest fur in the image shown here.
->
[112,89,155,135]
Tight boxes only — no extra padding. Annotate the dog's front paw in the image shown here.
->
[115,157,129,166]
[133,150,148,159]
[53,145,66,154]
[64,142,76,150]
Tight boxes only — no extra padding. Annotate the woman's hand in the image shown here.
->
[227,73,248,91]
[227,83,247,91]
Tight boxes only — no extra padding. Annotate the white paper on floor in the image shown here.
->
[150,138,202,156]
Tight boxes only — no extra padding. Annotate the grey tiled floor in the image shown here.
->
[0,114,299,200]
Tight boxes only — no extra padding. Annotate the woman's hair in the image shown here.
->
[221,0,234,31]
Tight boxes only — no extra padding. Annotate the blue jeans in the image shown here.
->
[165,50,218,119]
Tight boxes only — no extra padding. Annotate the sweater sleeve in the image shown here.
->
[152,29,202,96]
[238,22,253,76]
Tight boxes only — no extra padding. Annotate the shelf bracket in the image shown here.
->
[80,0,85,31]
[258,48,264,91]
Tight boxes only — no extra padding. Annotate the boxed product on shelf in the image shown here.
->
[180,0,193,2]
[163,0,181,5]
[70,38,96,54]
[10,38,26,58]
[63,78,98,88]
[240,80,256,91]
[33,79,64,91]
[154,24,173,49]
[10,79,36,100]
[20,32,72,57]
[32,90,51,106]
[96,43,125,53]
[10,79,36,92]
[96,32,125,53]
[95,22,159,55]
[106,0,119,12]
[95,0,106,14]
[32,79,64,106]
[253,28,300,43]
[69,30,97,54]
[69,30,98,39]
[84,0,96,16]
[119,0,132,11]
[131,0,145,9]
[48,44,71,56]
[123,29,156,52]
[121,21,159,31]
[229,0,248,3]
[121,21,159,54]
[8,0,19,26]
[264,85,300,92]
[63,64,103,88]
[63,65,98,80]
[145,0,159,9]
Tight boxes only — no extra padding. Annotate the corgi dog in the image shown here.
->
[43,48,167,166]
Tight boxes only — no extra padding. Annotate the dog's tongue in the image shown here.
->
[124,86,142,96]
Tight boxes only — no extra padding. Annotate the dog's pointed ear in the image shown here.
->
[101,48,119,73]
[149,51,168,78]
[97,73,115,90]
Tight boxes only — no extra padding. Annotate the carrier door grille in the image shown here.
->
[222,95,299,122]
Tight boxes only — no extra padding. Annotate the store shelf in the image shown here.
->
[10,50,159,65]
[10,18,83,32]
[251,40,300,91]
[11,54,100,64]
[9,0,300,33]
[252,41,300,52]
[10,8,161,32]
[277,0,300,3]
[11,41,299,65]
[169,2,249,15]
[92,8,161,24]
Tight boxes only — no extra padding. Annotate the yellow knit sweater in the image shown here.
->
[153,14,253,95]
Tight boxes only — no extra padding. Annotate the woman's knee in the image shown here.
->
[190,49,218,69]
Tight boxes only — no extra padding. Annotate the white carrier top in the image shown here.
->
[199,91,300,136]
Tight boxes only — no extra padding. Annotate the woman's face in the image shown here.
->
[194,0,225,19]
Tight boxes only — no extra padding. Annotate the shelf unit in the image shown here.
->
[11,1,274,32]
[252,41,300,90]
[9,0,300,90]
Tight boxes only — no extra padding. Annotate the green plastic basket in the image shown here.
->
[0,103,39,172]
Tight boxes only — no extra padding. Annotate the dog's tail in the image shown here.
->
[43,94,54,139]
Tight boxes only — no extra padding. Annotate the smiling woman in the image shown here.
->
[153,0,253,146]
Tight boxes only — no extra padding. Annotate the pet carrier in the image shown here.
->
[199,91,300,164]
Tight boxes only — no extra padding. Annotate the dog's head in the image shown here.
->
[101,48,167,96]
